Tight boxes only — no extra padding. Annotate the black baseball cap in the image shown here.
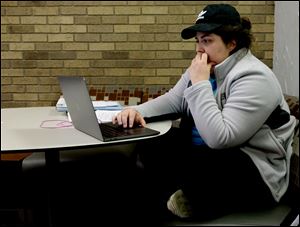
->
[181,4,241,39]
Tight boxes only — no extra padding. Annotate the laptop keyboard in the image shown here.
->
[100,122,140,137]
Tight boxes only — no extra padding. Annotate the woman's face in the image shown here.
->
[195,32,236,70]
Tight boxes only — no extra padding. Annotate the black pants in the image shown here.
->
[135,127,277,220]
[22,128,277,226]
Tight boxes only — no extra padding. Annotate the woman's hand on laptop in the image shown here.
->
[112,108,146,128]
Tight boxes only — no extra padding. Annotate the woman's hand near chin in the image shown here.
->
[188,52,212,84]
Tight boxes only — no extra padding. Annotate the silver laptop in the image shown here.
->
[58,76,160,142]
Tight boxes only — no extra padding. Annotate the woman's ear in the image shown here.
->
[228,40,237,52]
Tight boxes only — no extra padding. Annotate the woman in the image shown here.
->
[113,3,296,220]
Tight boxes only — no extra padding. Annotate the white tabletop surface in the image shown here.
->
[1,106,172,152]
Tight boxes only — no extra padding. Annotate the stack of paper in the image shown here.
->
[56,96,123,112]
[67,110,121,123]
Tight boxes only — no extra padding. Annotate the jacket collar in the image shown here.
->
[214,48,249,85]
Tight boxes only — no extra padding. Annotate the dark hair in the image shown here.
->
[213,17,254,54]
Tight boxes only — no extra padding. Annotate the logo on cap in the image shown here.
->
[196,10,207,22]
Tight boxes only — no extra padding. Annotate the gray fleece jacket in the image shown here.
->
[135,48,296,202]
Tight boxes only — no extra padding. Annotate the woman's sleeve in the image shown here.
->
[184,72,281,149]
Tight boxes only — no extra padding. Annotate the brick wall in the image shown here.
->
[1,1,275,107]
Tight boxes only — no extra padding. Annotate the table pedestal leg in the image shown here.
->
[45,151,60,227]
